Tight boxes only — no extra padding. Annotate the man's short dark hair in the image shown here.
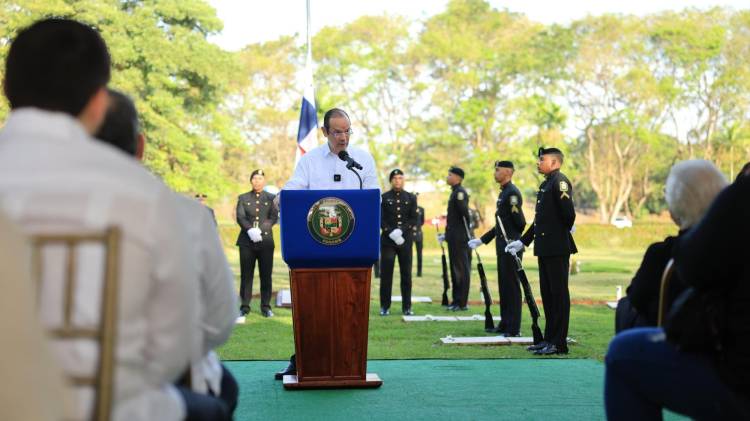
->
[323,108,350,129]
[4,18,111,116]
[95,89,139,156]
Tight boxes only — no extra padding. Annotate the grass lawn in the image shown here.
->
[217,246,641,361]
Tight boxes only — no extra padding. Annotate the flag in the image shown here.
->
[295,64,317,164]
[295,0,318,164]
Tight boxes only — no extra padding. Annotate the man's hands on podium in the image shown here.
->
[247,228,262,243]
[389,228,405,245]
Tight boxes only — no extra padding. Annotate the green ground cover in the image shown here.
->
[217,243,649,361]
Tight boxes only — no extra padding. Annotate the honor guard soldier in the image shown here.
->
[236,169,278,317]
[413,194,425,277]
[468,161,526,336]
[506,148,577,355]
[379,169,418,315]
[438,166,472,311]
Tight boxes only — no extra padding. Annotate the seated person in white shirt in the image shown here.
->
[0,19,199,421]
[274,107,380,379]
[95,89,240,420]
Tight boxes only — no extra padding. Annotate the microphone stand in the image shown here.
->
[347,164,363,190]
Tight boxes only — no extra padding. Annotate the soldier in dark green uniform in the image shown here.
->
[438,166,472,311]
[379,169,418,315]
[236,169,278,317]
[413,193,425,277]
[506,148,577,355]
[469,161,526,336]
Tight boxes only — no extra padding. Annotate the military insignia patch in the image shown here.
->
[457,192,465,200]
[307,197,356,246]
[559,181,568,192]
[510,195,518,205]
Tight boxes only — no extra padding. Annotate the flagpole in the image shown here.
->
[306,0,312,64]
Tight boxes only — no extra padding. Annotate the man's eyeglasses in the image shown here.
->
[329,128,353,137]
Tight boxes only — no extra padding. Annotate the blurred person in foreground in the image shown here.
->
[605,174,750,420]
[616,160,728,332]
[0,18,199,421]
[95,89,239,420]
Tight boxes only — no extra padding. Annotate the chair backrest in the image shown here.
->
[657,258,675,327]
[30,227,121,421]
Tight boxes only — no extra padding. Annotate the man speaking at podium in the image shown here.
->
[274,107,379,380]
[282,108,379,190]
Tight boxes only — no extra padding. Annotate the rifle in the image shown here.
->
[463,217,494,331]
[434,220,450,307]
[496,215,544,344]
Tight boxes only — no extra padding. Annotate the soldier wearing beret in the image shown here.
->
[379,169,419,315]
[236,169,278,317]
[468,160,526,336]
[438,166,472,311]
[506,148,577,355]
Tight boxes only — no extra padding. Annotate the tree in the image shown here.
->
[0,0,242,198]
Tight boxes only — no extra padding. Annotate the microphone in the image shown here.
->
[337,150,363,170]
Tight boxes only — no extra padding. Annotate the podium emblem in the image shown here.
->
[307,197,356,245]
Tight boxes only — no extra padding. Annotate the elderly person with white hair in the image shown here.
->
[604,161,750,420]
[615,160,728,331]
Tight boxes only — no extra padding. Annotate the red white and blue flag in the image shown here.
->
[295,0,318,164]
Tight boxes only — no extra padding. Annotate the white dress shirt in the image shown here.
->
[0,108,200,421]
[283,142,379,190]
[174,194,237,395]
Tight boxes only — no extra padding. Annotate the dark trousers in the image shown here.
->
[497,250,522,335]
[605,327,750,420]
[447,239,471,307]
[538,255,570,349]
[414,239,423,277]
[380,241,413,311]
[239,244,274,311]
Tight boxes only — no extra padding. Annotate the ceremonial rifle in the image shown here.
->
[463,217,494,331]
[433,219,450,307]
[496,215,544,344]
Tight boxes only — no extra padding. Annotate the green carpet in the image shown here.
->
[226,359,607,420]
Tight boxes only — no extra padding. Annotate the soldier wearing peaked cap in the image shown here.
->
[439,166,472,311]
[379,169,418,316]
[469,160,526,336]
[236,169,278,317]
[506,148,577,355]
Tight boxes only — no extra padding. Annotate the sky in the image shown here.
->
[208,0,748,51]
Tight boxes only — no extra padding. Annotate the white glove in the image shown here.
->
[468,239,483,249]
[570,225,576,234]
[389,228,405,245]
[247,227,262,243]
[504,240,524,255]
[437,233,445,244]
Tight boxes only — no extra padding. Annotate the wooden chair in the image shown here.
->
[30,227,121,421]
[657,258,675,327]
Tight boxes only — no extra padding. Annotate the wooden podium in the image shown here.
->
[280,190,382,390]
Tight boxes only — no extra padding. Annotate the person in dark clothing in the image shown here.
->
[604,173,750,420]
[379,169,419,315]
[506,147,576,355]
[438,166,472,311]
[469,160,526,336]
[195,193,217,225]
[617,160,728,332]
[236,169,278,317]
[413,194,425,277]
